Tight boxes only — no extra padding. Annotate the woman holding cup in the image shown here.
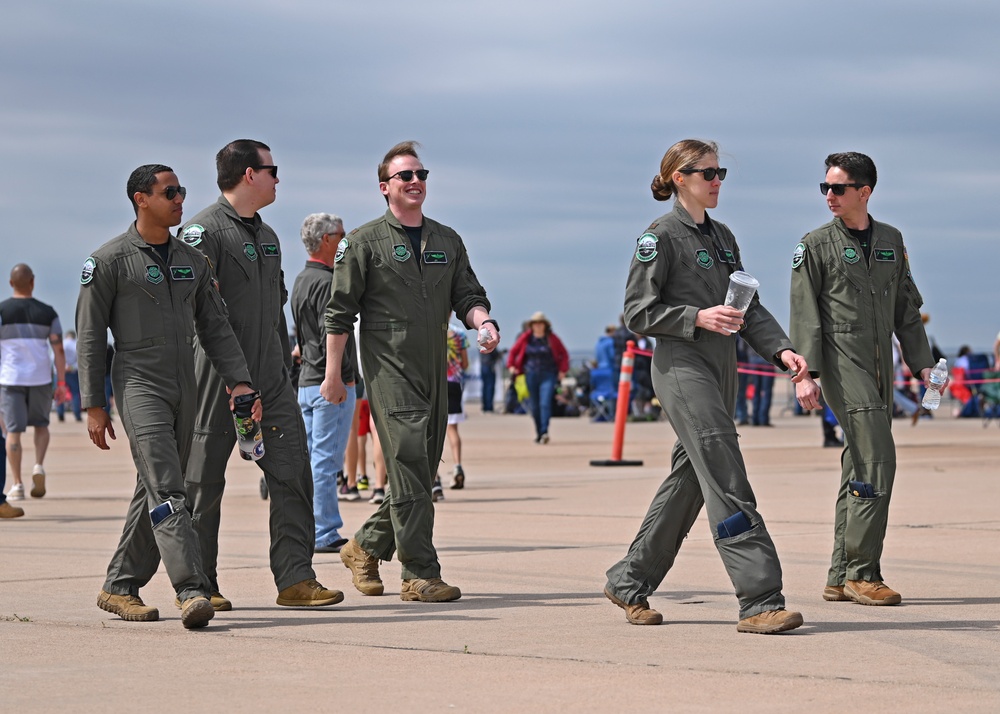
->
[604,139,815,633]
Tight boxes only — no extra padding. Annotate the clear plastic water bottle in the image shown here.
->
[233,390,264,461]
[921,358,949,410]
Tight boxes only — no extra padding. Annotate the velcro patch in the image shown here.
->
[80,257,96,285]
[181,224,204,246]
[423,250,448,264]
[170,265,195,280]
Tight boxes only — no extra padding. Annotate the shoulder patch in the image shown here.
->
[791,242,805,269]
[334,237,349,263]
[181,224,205,246]
[80,257,96,285]
[635,233,658,262]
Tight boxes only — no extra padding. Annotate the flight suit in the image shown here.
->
[325,209,490,580]
[178,197,317,592]
[789,216,932,585]
[605,202,793,620]
[76,225,252,601]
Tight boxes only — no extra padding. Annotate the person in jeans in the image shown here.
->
[292,213,358,554]
[506,312,569,444]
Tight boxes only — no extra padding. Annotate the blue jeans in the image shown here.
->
[56,371,82,421]
[298,384,355,548]
[526,369,557,439]
[481,365,496,412]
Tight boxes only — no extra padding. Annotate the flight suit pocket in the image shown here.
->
[714,523,783,603]
[385,405,430,466]
[845,491,886,558]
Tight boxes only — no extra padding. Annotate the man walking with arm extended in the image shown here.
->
[322,141,500,602]
[790,151,939,606]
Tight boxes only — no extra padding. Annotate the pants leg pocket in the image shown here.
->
[715,524,783,605]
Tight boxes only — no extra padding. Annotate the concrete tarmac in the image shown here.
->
[2,405,998,712]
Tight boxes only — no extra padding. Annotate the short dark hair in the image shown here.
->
[825,152,877,191]
[377,140,421,183]
[216,139,271,192]
[127,164,173,215]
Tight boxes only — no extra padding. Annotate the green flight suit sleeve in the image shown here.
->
[449,241,490,330]
[894,244,934,375]
[789,237,825,377]
[623,237,700,340]
[75,255,114,410]
[191,256,253,389]
[325,232,366,335]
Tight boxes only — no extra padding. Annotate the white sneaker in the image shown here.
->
[31,465,46,498]
[431,480,445,502]
[7,483,25,501]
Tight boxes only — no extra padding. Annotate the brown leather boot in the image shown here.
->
[400,578,461,602]
[276,579,344,607]
[604,587,663,625]
[844,580,902,605]
[340,538,384,595]
[180,596,215,629]
[823,585,850,601]
[97,590,158,622]
[737,609,803,634]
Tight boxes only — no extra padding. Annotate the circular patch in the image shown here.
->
[181,224,205,246]
[791,242,805,269]
[334,237,349,263]
[80,257,96,285]
[635,233,658,263]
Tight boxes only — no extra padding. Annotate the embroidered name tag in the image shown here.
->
[261,243,279,257]
[170,265,195,280]
[716,248,736,264]
[874,249,896,262]
[423,250,448,264]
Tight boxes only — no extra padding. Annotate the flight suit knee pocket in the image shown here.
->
[187,429,231,485]
[385,405,430,464]
[714,523,782,600]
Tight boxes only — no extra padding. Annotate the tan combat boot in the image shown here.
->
[604,587,663,625]
[0,501,25,518]
[737,609,803,634]
[180,596,215,629]
[823,585,850,601]
[174,591,233,611]
[400,578,462,602]
[844,580,902,606]
[97,590,159,621]
[276,579,344,607]
[340,538,384,595]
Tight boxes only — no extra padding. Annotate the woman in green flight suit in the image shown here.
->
[604,139,814,634]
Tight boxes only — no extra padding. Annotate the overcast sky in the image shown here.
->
[2,1,997,355]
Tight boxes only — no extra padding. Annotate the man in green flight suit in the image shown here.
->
[176,139,341,608]
[322,141,500,603]
[790,151,938,606]
[78,164,261,628]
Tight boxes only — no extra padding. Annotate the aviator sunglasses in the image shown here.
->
[820,182,864,196]
[387,169,430,182]
[679,167,727,181]
[255,165,278,179]
[159,185,187,200]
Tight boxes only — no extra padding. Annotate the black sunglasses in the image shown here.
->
[388,169,429,182]
[820,182,863,196]
[255,165,278,179]
[679,167,727,181]
[160,185,187,200]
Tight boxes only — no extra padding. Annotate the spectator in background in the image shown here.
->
[56,330,82,423]
[734,335,750,425]
[507,311,569,444]
[748,349,775,427]
[631,334,654,417]
[479,344,501,413]
[993,330,1000,369]
[595,325,616,370]
[1,263,68,503]
[445,320,469,492]
[612,314,635,378]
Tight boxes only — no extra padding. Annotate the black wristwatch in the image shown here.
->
[481,318,500,334]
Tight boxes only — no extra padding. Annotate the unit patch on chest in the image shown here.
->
[244,243,258,261]
[392,244,412,262]
[843,246,860,264]
[695,248,714,270]
[874,248,896,262]
[423,250,448,264]
[170,265,195,280]
[145,265,164,284]
[261,243,279,257]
